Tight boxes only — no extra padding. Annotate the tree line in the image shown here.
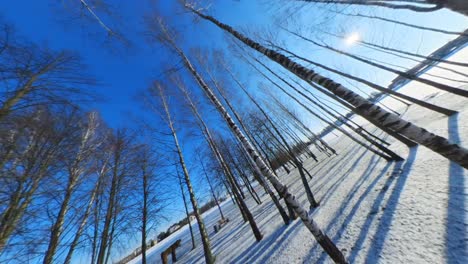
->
[1,0,468,263]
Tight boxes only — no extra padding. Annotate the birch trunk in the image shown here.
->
[178,173,196,250]
[157,17,346,262]
[96,132,126,264]
[274,36,459,116]
[250,55,406,159]
[141,158,149,264]
[186,60,291,222]
[63,171,103,264]
[175,80,267,235]
[222,62,320,207]
[158,85,215,263]
[439,0,468,16]
[200,159,225,220]
[187,8,468,169]
[302,80,419,147]
[43,114,97,264]
[312,41,468,98]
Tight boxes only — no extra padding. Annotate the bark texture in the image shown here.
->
[161,16,346,262]
[189,7,468,170]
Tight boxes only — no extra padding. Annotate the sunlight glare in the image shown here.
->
[345,32,360,46]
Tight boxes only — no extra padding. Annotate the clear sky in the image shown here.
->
[1,0,467,262]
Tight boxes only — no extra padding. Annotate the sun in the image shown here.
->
[345,32,360,46]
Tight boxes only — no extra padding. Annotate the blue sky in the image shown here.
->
[2,1,465,129]
[1,0,467,261]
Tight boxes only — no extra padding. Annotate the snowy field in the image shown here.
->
[128,48,468,264]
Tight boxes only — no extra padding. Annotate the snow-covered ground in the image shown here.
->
[129,48,468,264]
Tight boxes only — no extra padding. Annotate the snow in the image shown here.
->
[128,48,468,264]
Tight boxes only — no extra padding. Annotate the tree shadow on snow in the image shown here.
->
[446,113,466,263]
[304,155,392,263]
[230,220,302,264]
[314,146,375,206]
[308,140,358,176]
[359,147,418,263]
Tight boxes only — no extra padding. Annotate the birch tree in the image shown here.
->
[177,168,197,250]
[185,4,468,169]
[263,35,458,116]
[221,65,320,207]
[63,159,107,264]
[286,35,468,97]
[94,129,138,264]
[148,16,346,263]
[295,0,468,16]
[153,82,215,264]
[172,76,267,237]
[43,112,100,264]
[135,144,164,264]
[198,154,225,221]
[0,107,78,253]
[0,32,95,121]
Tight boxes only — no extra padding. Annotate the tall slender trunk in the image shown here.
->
[221,61,320,207]
[258,61,394,160]
[200,159,225,220]
[187,10,468,168]
[174,137,214,263]
[223,181,235,203]
[224,176,248,222]
[288,80,404,160]
[338,12,468,37]
[96,138,122,264]
[237,137,297,219]
[141,162,149,264]
[263,122,319,208]
[158,85,215,264]
[347,32,468,68]
[0,165,48,250]
[43,183,74,264]
[44,118,96,264]
[221,143,262,205]
[272,36,459,115]
[64,174,102,264]
[175,79,267,234]
[178,174,196,250]
[252,54,414,152]
[230,171,246,199]
[287,81,391,146]
[158,18,346,262]
[104,210,118,264]
[302,80,418,147]
[273,100,336,155]
[200,56,302,216]
[310,40,468,97]
[222,155,263,235]
[178,61,290,224]
[297,0,444,13]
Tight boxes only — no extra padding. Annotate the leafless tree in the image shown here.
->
[0,106,81,256]
[172,75,266,238]
[293,0,468,16]
[185,5,468,169]
[0,24,95,120]
[134,143,164,264]
[151,81,215,264]
[148,13,346,263]
[43,112,101,264]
